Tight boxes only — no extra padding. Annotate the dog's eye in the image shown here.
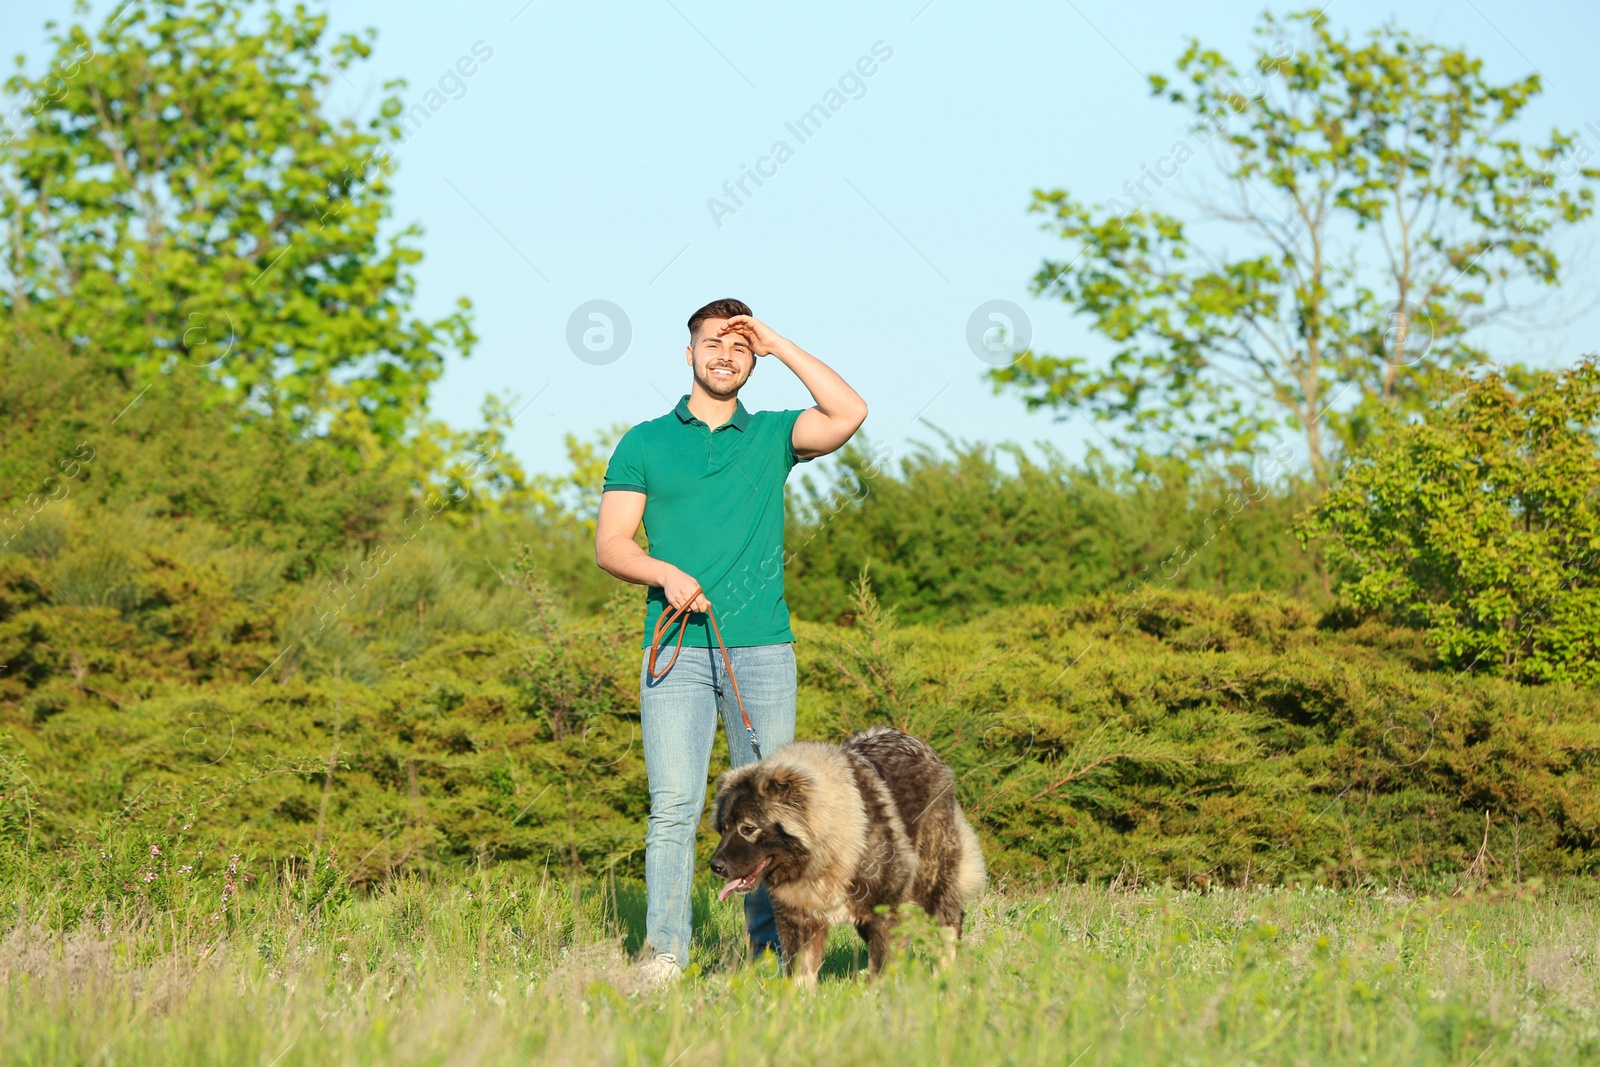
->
[739,823,760,840]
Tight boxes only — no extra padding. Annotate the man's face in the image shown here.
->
[686,317,755,399]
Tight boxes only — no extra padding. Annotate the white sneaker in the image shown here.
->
[632,952,682,991]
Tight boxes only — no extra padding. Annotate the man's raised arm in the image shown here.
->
[717,315,868,459]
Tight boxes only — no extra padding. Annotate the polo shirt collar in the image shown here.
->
[674,394,750,431]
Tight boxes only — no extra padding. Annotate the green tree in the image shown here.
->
[993,9,1599,481]
[0,0,474,457]
[1299,356,1600,684]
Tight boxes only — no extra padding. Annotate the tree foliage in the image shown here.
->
[1300,357,1600,684]
[0,0,474,456]
[993,9,1599,480]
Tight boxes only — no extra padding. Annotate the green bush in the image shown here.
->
[0,324,407,571]
[801,578,1600,887]
[3,510,1596,891]
[785,433,1327,626]
[1301,358,1600,684]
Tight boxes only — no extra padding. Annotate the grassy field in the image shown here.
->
[5,869,1599,1066]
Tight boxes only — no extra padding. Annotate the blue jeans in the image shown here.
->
[640,641,796,966]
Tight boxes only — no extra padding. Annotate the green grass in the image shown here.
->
[5,869,1599,1066]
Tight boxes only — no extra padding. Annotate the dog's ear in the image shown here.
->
[760,766,806,802]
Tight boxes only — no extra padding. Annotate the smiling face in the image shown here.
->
[686,316,755,399]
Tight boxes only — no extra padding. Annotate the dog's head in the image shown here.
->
[709,761,813,902]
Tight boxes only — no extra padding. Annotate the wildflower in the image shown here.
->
[339,953,350,963]
[179,865,193,874]
[144,871,156,883]
[149,844,161,856]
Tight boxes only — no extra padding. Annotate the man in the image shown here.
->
[594,298,868,986]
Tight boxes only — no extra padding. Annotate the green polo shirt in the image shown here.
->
[603,394,813,649]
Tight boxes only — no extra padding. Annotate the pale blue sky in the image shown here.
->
[6,0,1599,478]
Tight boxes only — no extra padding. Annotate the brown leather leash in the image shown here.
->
[646,588,762,759]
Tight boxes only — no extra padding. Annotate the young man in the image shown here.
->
[594,298,868,986]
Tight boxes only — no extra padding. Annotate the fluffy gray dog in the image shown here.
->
[710,726,986,983]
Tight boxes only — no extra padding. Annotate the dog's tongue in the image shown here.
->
[717,878,743,903]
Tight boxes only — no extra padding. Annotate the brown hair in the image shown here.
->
[687,298,752,342]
